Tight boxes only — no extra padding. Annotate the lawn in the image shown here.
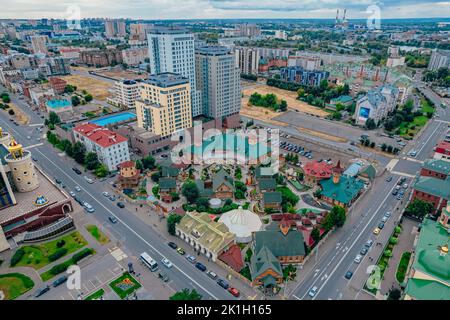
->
[398,115,429,139]
[396,251,412,284]
[0,273,35,300]
[12,231,87,270]
[85,288,105,300]
[109,272,141,299]
[86,225,110,245]
[420,98,435,114]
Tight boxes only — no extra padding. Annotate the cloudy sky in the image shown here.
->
[0,0,449,19]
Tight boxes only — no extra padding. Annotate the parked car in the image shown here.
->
[365,239,373,248]
[177,248,186,255]
[75,186,81,192]
[403,183,408,189]
[84,176,94,184]
[108,216,118,224]
[378,222,385,229]
[228,287,240,298]
[373,227,381,235]
[102,191,110,197]
[207,271,218,280]
[72,167,82,175]
[386,176,393,182]
[344,271,353,280]
[186,255,196,264]
[52,276,68,287]
[69,191,76,197]
[161,258,173,269]
[308,286,318,297]
[195,262,206,272]
[168,242,178,249]
[32,157,38,162]
[83,203,95,213]
[158,271,170,282]
[217,279,229,290]
[34,285,50,298]
[354,254,363,264]
[117,202,125,208]
[55,178,62,184]
[384,212,391,218]
[381,216,388,223]
[392,190,398,196]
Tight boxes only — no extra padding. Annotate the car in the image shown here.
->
[108,216,118,224]
[207,271,218,280]
[365,239,373,248]
[34,285,50,298]
[195,262,206,272]
[52,275,68,287]
[177,248,186,255]
[373,227,381,235]
[55,178,62,184]
[395,185,401,190]
[83,203,95,213]
[109,195,116,201]
[186,255,196,264]
[308,286,318,297]
[161,258,173,269]
[75,186,81,192]
[217,279,229,290]
[381,216,388,223]
[69,191,76,197]
[228,287,240,298]
[392,190,398,196]
[384,212,391,218]
[168,242,178,249]
[102,191,110,197]
[397,194,403,201]
[72,168,82,175]
[158,271,170,282]
[403,183,408,189]
[354,254,363,264]
[344,271,353,280]
[378,222,385,229]
[408,150,417,157]
[386,176,393,182]
[117,202,125,208]
[360,247,368,255]
[32,157,37,162]
[61,184,66,189]
[399,189,405,196]
[84,176,94,184]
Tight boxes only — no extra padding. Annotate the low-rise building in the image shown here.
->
[433,141,450,162]
[121,47,148,66]
[354,85,399,126]
[117,160,141,190]
[250,245,283,289]
[73,123,130,171]
[303,160,333,186]
[263,192,282,212]
[175,211,235,261]
[411,175,450,215]
[159,177,177,203]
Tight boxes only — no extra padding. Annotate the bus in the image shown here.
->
[140,252,158,272]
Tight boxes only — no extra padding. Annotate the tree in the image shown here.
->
[332,206,347,227]
[387,288,401,300]
[279,100,288,111]
[72,142,86,164]
[48,111,61,125]
[95,164,109,177]
[142,155,156,170]
[84,94,93,102]
[85,152,100,170]
[151,171,161,183]
[365,118,377,130]
[182,180,200,204]
[169,288,202,300]
[167,214,182,236]
[71,95,80,107]
[311,227,321,243]
[135,160,143,171]
[405,199,433,220]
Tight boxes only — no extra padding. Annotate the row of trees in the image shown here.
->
[423,67,450,87]
[249,92,288,112]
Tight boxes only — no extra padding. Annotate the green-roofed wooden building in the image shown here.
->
[319,172,365,208]
[250,245,283,289]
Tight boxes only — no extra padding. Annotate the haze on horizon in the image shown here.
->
[0,0,449,20]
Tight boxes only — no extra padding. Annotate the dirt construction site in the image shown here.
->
[61,74,113,101]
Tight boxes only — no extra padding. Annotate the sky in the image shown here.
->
[0,0,449,20]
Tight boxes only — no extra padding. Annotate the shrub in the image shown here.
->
[49,263,70,275]
[72,248,94,263]
[48,248,68,262]
[56,240,66,248]
[10,248,25,267]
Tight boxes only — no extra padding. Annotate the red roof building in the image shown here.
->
[303,160,333,186]
[433,141,450,162]
[218,244,244,272]
[73,123,130,171]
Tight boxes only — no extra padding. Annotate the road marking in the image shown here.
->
[23,143,43,149]
[416,121,442,155]
[293,294,301,300]
[28,123,44,127]
[386,159,398,171]
[33,149,220,301]
[390,171,416,178]
[311,179,401,300]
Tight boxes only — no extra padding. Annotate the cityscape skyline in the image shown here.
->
[0,0,450,20]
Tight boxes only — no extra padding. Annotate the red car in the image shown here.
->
[228,287,240,298]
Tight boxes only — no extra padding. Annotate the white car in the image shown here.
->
[102,191,110,197]
[308,286,318,297]
[69,191,76,197]
[354,254,363,264]
[75,186,81,192]
[161,258,173,269]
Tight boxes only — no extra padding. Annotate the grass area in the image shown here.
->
[297,208,323,215]
[289,179,309,192]
[85,288,105,300]
[12,231,88,270]
[420,98,435,114]
[398,115,429,138]
[0,273,35,300]
[239,265,252,281]
[86,225,110,245]
[40,248,95,281]
[396,251,412,284]
[109,272,141,299]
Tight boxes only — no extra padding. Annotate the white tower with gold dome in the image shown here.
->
[4,140,39,192]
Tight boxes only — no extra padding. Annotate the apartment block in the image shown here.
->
[31,35,48,54]
[135,73,192,137]
[105,19,126,38]
[235,47,260,75]
[428,49,450,71]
